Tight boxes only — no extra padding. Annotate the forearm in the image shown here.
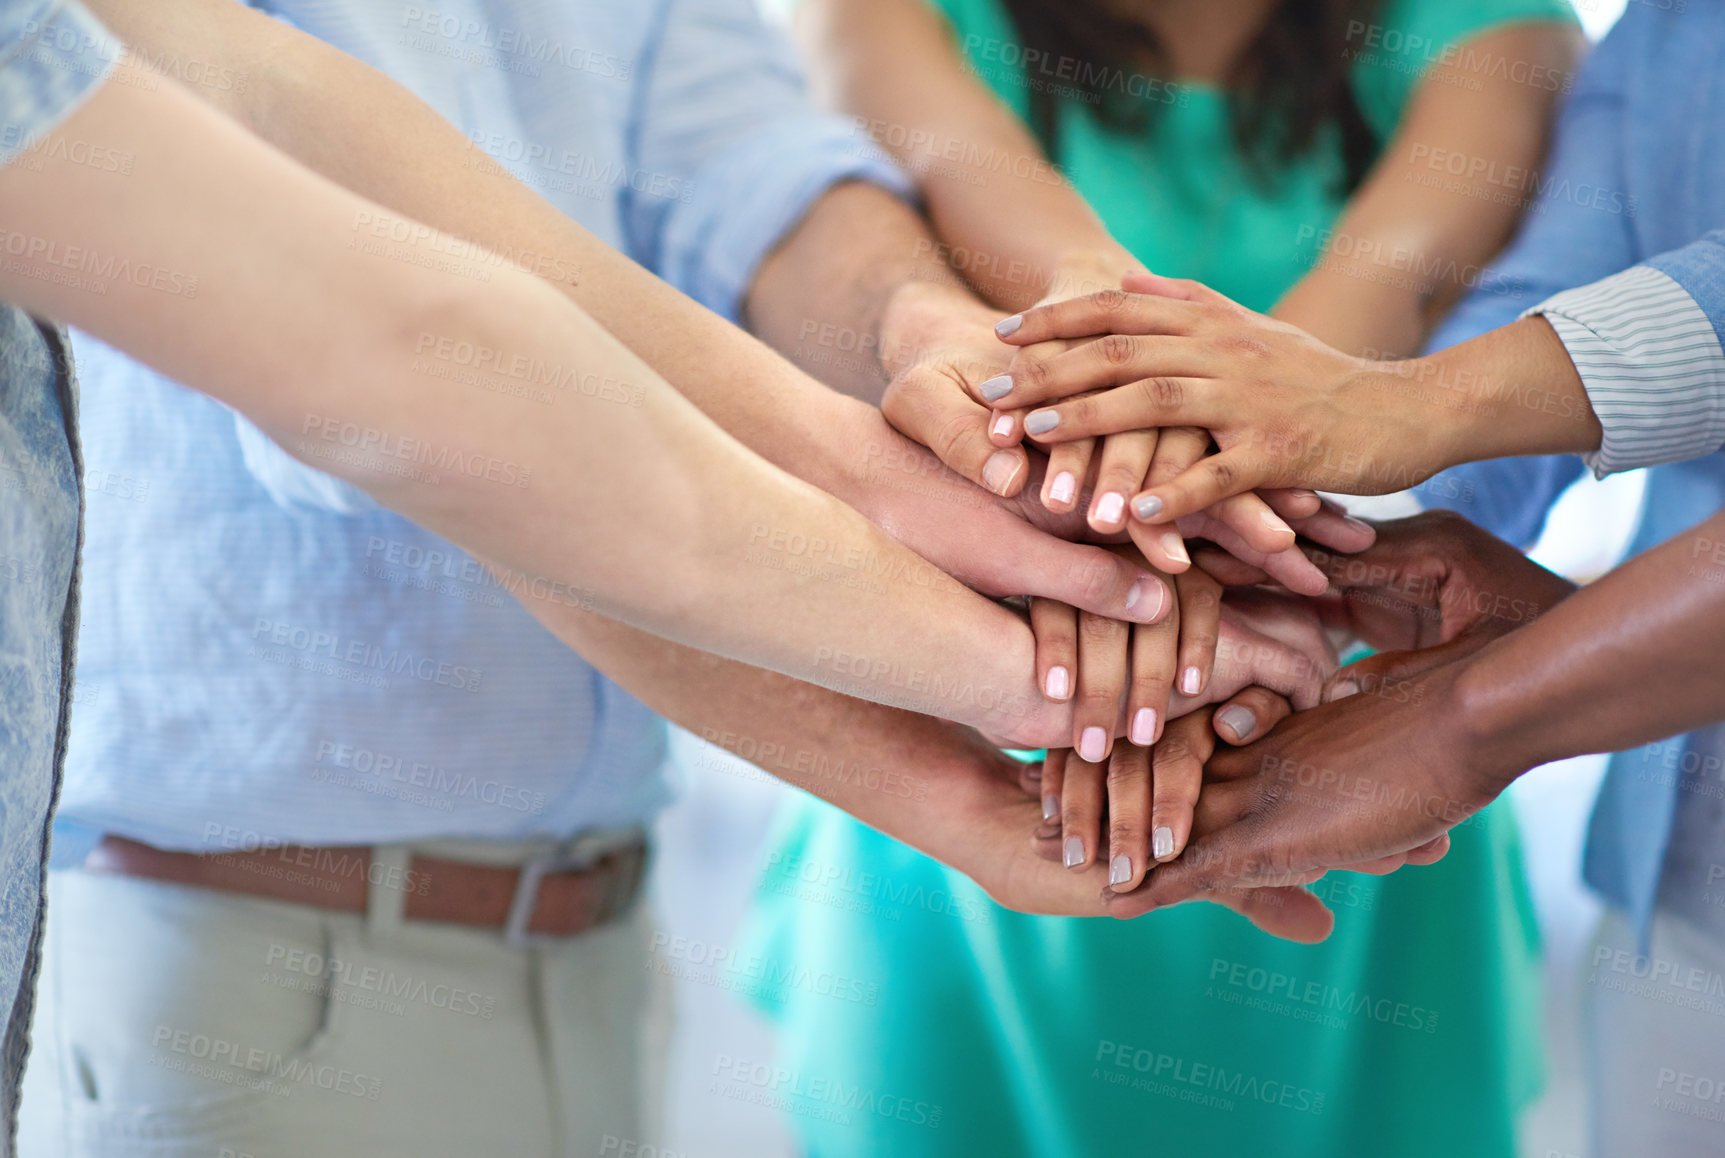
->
[796,0,1136,312]
[0,63,1056,741]
[1451,509,1725,785]
[86,0,878,491]
[1372,315,1602,469]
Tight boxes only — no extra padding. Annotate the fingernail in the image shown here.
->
[1043,793,1059,821]
[1079,726,1107,763]
[1217,704,1257,741]
[1026,764,1042,782]
[1064,835,1085,868]
[982,450,1021,495]
[1160,532,1189,566]
[1044,665,1070,700]
[1131,707,1157,746]
[1124,575,1167,620]
[980,374,1013,403]
[1024,410,1059,436]
[1153,827,1175,860]
[1261,509,1292,534]
[990,413,1014,438]
[1109,855,1132,887]
[1049,470,1076,505]
[995,314,1024,338]
[1095,492,1125,526]
[1133,494,1164,520]
[1180,667,1201,696]
[1328,678,1361,702]
[1344,516,1374,536]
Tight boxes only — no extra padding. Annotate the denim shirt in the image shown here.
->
[0,1,118,1143]
[1420,0,1725,945]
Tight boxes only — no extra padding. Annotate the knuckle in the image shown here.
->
[927,410,979,470]
[1093,288,1132,318]
[1108,821,1145,848]
[1205,457,1238,494]
[1079,613,1124,644]
[1138,376,1184,411]
[1079,687,1121,714]
[1181,584,1220,615]
[1096,332,1138,368]
[1070,556,1122,606]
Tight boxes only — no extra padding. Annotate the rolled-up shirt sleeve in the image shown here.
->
[1531,234,1725,476]
[623,0,914,320]
[0,0,121,167]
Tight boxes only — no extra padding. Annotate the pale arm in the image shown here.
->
[0,61,1071,744]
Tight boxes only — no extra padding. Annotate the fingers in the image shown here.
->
[1089,429,1158,536]
[1034,748,1068,860]
[1324,645,1464,703]
[1206,491,1297,556]
[1060,751,1107,871]
[1209,686,1294,747]
[1150,710,1214,866]
[1073,610,1129,763]
[1259,488,1322,519]
[995,289,1208,349]
[994,536,1173,625]
[1127,447,1268,528]
[1106,743,1152,891]
[1029,598,1078,705]
[1287,499,1376,554]
[994,333,1215,410]
[1016,756,1043,799]
[1172,566,1222,700]
[1021,377,1222,446]
[1040,436,1095,514]
[881,364,1029,497]
[1125,590,1180,747]
[1193,887,1336,944]
[1120,270,1240,308]
[1173,508,1327,596]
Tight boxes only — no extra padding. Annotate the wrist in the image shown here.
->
[1045,248,1139,304]
[877,277,982,377]
[1440,650,1539,802]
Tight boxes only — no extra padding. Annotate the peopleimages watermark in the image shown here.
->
[1205,958,1440,1034]
[647,933,881,1008]
[709,1054,944,1131]
[957,33,1190,109]
[262,942,498,1019]
[762,849,994,927]
[398,6,634,81]
[1092,1039,1326,1115]
[0,227,198,298]
[151,1023,383,1100]
[311,738,547,816]
[298,414,533,489]
[250,617,485,693]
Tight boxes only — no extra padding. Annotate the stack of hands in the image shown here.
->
[876,272,1578,941]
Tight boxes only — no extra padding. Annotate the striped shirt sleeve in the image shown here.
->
[1530,265,1725,477]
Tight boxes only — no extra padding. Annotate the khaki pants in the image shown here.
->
[18,848,669,1158]
[1587,907,1725,1157]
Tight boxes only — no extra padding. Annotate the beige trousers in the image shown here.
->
[18,847,670,1158]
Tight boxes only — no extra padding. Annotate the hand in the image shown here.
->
[1309,510,1577,699]
[937,727,1336,942]
[990,272,1460,521]
[828,403,1176,623]
[1104,659,1478,921]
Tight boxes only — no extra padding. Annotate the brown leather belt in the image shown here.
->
[85,833,647,946]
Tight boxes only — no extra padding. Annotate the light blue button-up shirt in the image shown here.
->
[56,0,910,857]
[0,0,117,1139]
[1421,0,1725,946]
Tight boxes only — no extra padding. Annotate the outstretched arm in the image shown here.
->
[0,54,1079,744]
[75,0,1168,618]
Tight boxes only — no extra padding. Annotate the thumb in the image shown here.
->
[1121,270,1239,308]
[882,365,1029,497]
[1323,640,1474,704]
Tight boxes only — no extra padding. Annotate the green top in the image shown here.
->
[741,1,1578,1155]
[933,0,1576,309]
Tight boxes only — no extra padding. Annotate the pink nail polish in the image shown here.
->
[1180,667,1201,696]
[1049,471,1077,505]
[1095,492,1126,526]
[1131,708,1157,745]
[990,413,1014,439]
[1160,532,1189,566]
[1079,726,1107,763]
[1045,665,1070,700]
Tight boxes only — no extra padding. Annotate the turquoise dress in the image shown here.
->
[739,0,1577,1154]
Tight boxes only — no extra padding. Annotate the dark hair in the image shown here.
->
[997,0,1388,193]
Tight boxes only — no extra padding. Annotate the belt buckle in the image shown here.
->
[504,827,642,949]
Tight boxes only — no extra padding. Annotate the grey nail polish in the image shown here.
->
[1153,826,1175,860]
[1024,410,1060,436]
[1109,855,1131,886]
[994,314,1024,337]
[1217,704,1257,742]
[1064,835,1085,868]
[979,374,1013,403]
[1043,794,1059,822]
[1133,494,1163,520]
